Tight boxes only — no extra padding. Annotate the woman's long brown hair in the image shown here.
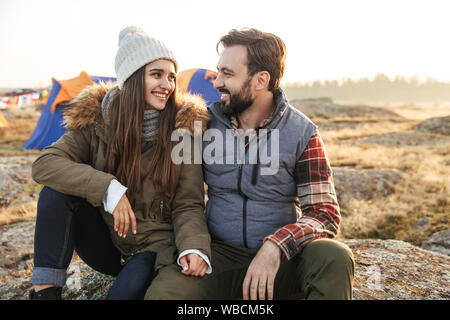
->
[104,65,180,201]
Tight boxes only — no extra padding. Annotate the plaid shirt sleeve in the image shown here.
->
[264,129,340,260]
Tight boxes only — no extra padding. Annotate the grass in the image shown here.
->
[366,202,448,246]
[334,145,449,240]
[320,103,450,241]
[384,103,450,121]
[319,120,414,143]
[0,201,37,226]
[0,104,41,225]
[0,105,41,156]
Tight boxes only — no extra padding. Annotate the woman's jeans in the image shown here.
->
[31,186,156,300]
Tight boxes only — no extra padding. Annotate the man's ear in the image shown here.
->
[254,71,271,91]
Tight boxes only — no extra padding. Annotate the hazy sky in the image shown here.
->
[1,0,449,88]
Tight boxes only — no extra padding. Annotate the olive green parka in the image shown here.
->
[32,82,211,260]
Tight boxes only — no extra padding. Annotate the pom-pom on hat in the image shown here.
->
[115,26,178,89]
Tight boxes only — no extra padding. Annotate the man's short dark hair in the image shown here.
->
[217,28,287,93]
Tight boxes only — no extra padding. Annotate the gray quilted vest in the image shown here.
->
[203,88,317,248]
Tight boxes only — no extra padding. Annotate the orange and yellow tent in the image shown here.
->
[0,111,8,128]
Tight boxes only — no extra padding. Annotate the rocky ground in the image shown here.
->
[412,115,450,136]
[347,239,449,299]
[0,155,39,207]
[0,221,448,300]
[333,168,404,204]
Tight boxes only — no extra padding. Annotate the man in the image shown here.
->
[145,28,354,300]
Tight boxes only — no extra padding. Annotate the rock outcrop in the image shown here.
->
[346,239,449,300]
[0,155,39,208]
[412,116,450,136]
[358,131,449,147]
[0,221,448,300]
[421,229,450,256]
[333,168,403,204]
[291,99,402,120]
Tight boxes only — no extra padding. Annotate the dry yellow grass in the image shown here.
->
[326,142,450,170]
[0,106,41,156]
[320,120,414,143]
[384,103,450,121]
[0,201,37,225]
[338,174,448,241]
[0,105,41,225]
[322,103,450,241]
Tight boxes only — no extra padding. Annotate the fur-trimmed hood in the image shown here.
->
[63,82,210,137]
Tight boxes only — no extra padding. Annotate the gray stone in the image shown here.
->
[0,155,40,205]
[290,99,402,120]
[346,239,449,300]
[421,229,450,256]
[412,116,450,136]
[333,168,404,204]
[410,218,430,232]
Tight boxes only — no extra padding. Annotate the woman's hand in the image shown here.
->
[179,253,208,277]
[112,194,137,238]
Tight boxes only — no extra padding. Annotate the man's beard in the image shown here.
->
[220,78,254,118]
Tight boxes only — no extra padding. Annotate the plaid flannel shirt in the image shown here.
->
[264,129,340,260]
[230,114,340,259]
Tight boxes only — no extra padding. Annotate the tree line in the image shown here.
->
[281,73,450,104]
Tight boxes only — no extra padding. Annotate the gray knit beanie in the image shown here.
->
[115,26,178,89]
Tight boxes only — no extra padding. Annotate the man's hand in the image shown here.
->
[179,253,208,277]
[242,240,281,300]
[112,194,137,238]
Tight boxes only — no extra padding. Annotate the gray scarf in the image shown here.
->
[101,86,160,144]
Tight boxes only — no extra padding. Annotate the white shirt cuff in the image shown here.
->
[103,179,128,214]
[177,249,212,274]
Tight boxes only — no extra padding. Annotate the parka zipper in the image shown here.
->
[160,199,164,216]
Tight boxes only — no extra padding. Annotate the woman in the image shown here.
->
[29,26,211,300]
